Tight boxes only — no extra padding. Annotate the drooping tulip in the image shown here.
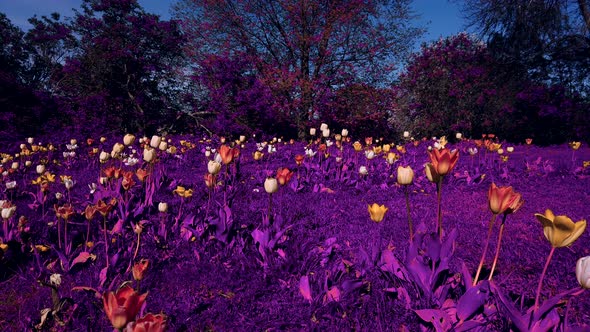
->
[535,209,586,248]
[368,203,388,223]
[103,285,148,330]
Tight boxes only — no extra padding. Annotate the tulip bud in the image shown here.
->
[20,143,26,150]
[11,162,19,170]
[25,161,31,167]
[310,128,316,136]
[341,129,348,137]
[359,166,368,175]
[456,133,462,140]
[64,179,74,190]
[158,202,168,213]
[239,135,246,143]
[112,142,124,154]
[99,151,109,163]
[1,206,16,219]
[208,160,222,175]
[576,256,590,289]
[70,139,77,145]
[123,134,135,146]
[264,177,278,194]
[335,134,342,141]
[403,131,410,138]
[205,150,211,157]
[27,137,34,144]
[322,129,330,138]
[158,141,168,151]
[150,135,161,149]
[100,137,107,143]
[397,166,414,185]
[143,148,156,163]
[132,259,149,281]
[320,123,328,131]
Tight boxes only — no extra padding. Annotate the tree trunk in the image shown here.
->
[578,0,590,32]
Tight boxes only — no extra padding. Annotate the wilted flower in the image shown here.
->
[576,256,590,289]
[264,177,278,194]
[103,285,148,330]
[535,209,586,248]
[132,259,150,281]
[49,273,62,287]
[397,166,414,185]
[427,148,459,176]
[173,186,193,198]
[368,203,388,223]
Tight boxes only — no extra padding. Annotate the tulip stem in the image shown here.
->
[103,215,109,269]
[534,246,556,310]
[404,186,413,241]
[85,218,91,251]
[436,179,443,239]
[488,214,507,281]
[474,213,497,284]
[57,218,62,249]
[268,193,273,225]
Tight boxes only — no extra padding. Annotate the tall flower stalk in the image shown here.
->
[397,166,414,240]
[474,183,522,284]
[426,148,458,239]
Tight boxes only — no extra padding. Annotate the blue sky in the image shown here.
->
[0,0,470,47]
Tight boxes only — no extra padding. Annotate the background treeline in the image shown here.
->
[1,0,589,144]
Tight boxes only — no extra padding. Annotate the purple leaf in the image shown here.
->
[456,280,489,321]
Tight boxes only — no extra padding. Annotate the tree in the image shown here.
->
[173,0,422,137]
[393,33,508,138]
[460,0,590,97]
[55,0,186,135]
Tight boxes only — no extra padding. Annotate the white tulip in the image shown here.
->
[208,160,222,175]
[264,177,278,194]
[576,256,590,289]
[150,135,161,149]
[359,166,368,175]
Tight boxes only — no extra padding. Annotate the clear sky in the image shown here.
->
[0,0,471,48]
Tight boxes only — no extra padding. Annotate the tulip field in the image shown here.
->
[1,131,589,331]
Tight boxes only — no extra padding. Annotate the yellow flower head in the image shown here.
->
[368,203,388,223]
[569,141,582,150]
[173,186,193,198]
[535,209,586,248]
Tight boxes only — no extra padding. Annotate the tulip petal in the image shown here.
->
[561,220,587,247]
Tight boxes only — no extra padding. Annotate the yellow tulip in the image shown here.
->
[569,141,581,150]
[368,203,388,223]
[535,209,586,247]
[173,186,193,198]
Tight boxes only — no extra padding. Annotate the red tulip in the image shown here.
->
[488,183,522,215]
[125,313,166,332]
[276,168,293,186]
[103,285,148,329]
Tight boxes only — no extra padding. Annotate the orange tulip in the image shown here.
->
[276,168,293,186]
[96,198,117,217]
[204,173,216,188]
[136,168,149,182]
[132,259,150,281]
[54,204,75,220]
[103,285,148,329]
[427,148,459,176]
[294,154,304,166]
[488,183,522,215]
[219,145,240,164]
